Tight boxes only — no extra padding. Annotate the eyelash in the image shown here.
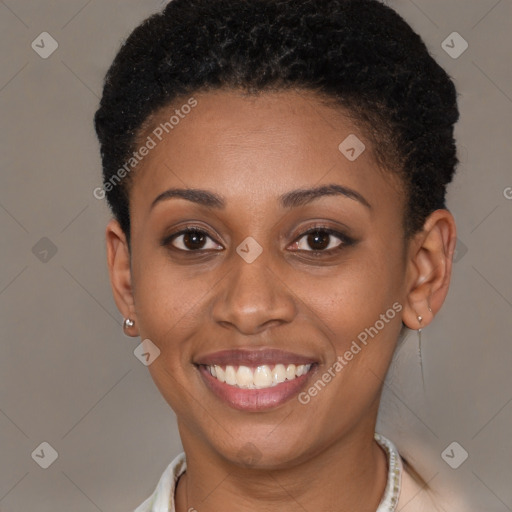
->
[162,224,356,256]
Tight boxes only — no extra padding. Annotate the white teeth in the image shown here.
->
[236,365,253,387]
[225,365,237,386]
[214,365,225,382]
[286,364,296,380]
[206,363,312,389]
[272,364,287,384]
[253,365,273,387]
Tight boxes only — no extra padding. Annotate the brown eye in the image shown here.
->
[183,230,207,250]
[306,231,331,251]
[167,229,223,252]
[290,227,354,253]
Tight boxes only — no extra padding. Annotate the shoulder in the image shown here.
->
[397,462,441,512]
[398,459,473,512]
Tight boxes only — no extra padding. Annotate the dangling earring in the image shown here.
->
[123,318,135,330]
[417,315,425,390]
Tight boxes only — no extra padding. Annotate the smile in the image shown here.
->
[203,363,313,389]
[194,348,319,411]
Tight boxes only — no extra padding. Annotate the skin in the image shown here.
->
[105,89,456,511]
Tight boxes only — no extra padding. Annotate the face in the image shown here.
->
[108,89,448,469]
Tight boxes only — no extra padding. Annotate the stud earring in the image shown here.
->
[123,318,135,329]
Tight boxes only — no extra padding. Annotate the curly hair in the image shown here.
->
[94,0,459,246]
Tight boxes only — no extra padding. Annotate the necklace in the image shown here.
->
[374,433,402,512]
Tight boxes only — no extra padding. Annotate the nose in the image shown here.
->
[211,252,297,335]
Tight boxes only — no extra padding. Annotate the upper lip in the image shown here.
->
[194,348,318,367]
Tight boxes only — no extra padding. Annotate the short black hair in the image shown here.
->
[94,0,459,245]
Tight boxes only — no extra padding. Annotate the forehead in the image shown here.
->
[131,89,402,216]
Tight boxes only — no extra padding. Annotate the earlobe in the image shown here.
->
[402,209,457,330]
[105,219,139,336]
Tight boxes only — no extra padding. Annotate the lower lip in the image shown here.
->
[197,364,317,412]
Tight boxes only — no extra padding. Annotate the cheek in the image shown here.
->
[131,251,219,354]
[303,250,405,404]
[311,251,403,336]
[131,255,217,415]
[297,258,403,426]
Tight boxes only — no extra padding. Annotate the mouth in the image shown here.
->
[194,349,319,411]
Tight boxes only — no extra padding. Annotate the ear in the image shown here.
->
[105,219,139,336]
[402,209,457,330]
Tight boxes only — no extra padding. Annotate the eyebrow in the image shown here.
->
[150,183,372,211]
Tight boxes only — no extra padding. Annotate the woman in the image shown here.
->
[94,1,461,510]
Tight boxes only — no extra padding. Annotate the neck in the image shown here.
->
[175,423,389,512]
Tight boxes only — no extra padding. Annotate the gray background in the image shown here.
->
[0,1,511,511]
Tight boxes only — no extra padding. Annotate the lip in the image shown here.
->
[197,363,318,412]
[194,348,318,367]
[194,348,320,411]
